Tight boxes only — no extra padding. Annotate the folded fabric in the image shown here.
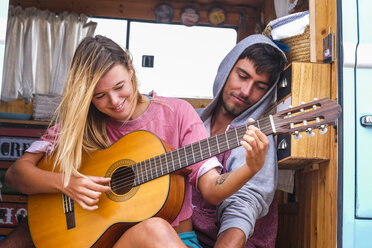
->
[268,10,309,40]
[33,94,61,121]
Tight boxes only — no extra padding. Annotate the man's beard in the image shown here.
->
[222,97,246,117]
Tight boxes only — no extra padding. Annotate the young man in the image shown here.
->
[192,34,287,248]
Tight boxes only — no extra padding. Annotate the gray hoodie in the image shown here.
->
[192,34,287,245]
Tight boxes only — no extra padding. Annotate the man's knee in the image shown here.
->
[0,217,34,248]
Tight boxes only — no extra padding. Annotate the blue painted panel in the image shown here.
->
[355,69,372,218]
[355,219,372,246]
[341,0,358,246]
[355,0,372,218]
[342,68,357,247]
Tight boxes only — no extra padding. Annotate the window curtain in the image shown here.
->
[1,6,96,102]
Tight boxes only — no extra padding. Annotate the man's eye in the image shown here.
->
[256,85,267,91]
[238,74,248,79]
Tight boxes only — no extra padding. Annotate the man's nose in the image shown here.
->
[241,81,254,97]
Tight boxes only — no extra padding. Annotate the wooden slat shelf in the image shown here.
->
[0,119,49,126]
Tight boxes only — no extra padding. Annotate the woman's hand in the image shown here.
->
[240,118,269,175]
[62,175,111,211]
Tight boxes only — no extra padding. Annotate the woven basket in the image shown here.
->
[263,25,310,63]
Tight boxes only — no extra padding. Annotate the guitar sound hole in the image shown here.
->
[111,166,134,195]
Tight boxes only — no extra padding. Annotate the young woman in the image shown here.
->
[5,35,269,248]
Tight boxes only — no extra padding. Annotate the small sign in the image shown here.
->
[323,33,335,63]
[142,55,154,68]
[0,202,27,227]
[0,137,38,161]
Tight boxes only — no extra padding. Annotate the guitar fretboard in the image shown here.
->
[131,116,275,186]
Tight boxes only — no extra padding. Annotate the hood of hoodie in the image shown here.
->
[199,34,287,126]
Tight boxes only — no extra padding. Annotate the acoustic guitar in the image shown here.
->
[27,98,341,247]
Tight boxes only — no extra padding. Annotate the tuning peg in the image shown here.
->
[279,78,288,88]
[277,139,287,150]
[319,125,328,134]
[306,128,315,136]
[292,131,302,140]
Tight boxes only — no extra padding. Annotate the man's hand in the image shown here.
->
[215,228,246,248]
[240,118,269,175]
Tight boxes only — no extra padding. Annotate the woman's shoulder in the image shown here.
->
[151,94,194,111]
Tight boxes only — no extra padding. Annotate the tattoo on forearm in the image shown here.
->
[215,173,230,185]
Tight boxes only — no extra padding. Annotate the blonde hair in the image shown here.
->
[52,35,142,186]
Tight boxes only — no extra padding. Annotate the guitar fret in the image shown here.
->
[133,164,138,185]
[165,153,170,175]
[145,160,150,181]
[208,136,217,156]
[227,129,238,148]
[198,141,203,160]
[217,133,226,153]
[234,128,240,146]
[158,156,162,176]
[153,157,158,178]
[157,156,161,176]
[191,144,195,163]
[269,115,276,134]
[160,154,165,175]
[225,132,230,150]
[177,149,181,170]
[207,138,211,157]
[216,136,220,153]
[171,151,175,172]
[183,147,188,166]
[147,160,152,180]
[140,161,145,184]
[185,145,193,166]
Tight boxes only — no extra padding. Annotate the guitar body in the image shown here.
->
[27,131,185,248]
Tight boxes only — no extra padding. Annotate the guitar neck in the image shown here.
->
[131,116,275,186]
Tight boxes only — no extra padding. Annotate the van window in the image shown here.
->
[92,18,237,99]
[129,22,237,98]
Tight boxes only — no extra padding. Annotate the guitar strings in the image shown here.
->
[110,121,275,191]
[109,120,275,192]
[110,124,275,191]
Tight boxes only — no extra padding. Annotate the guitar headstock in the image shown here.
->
[274,98,341,138]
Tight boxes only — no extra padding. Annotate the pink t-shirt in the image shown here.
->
[27,94,221,227]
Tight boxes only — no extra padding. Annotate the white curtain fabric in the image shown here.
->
[1,6,96,102]
[274,0,291,18]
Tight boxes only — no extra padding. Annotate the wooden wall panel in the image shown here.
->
[276,0,338,247]
[0,99,33,115]
[9,0,260,34]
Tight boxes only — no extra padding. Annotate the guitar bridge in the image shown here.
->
[62,194,76,229]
